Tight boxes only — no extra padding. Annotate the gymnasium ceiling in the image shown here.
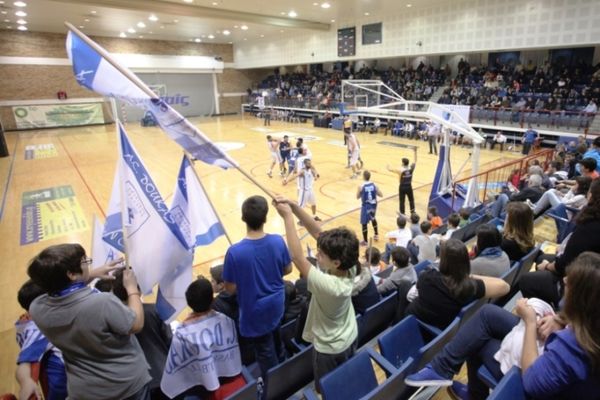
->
[0,0,447,44]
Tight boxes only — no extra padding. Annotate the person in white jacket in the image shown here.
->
[529,176,592,216]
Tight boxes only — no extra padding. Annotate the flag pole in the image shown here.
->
[115,121,131,268]
[184,152,233,246]
[65,22,275,200]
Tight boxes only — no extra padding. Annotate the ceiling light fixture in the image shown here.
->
[160,25,164,29]
[321,2,331,9]
[406,4,412,7]
[240,25,248,30]
[173,19,179,23]
[119,32,126,38]
[6,25,12,28]
[364,12,370,16]
[243,38,247,41]
[15,10,26,16]
[137,21,146,28]
[228,41,232,44]
[331,19,335,22]
[0,1,4,3]
[212,1,218,5]
[78,25,84,28]
[194,38,201,42]
[288,10,297,17]
[260,34,264,37]
[17,25,26,30]
[208,34,215,39]
[91,10,97,14]
[3,19,9,22]
[183,0,193,3]
[127,27,136,33]
[222,29,230,35]
[148,14,158,21]
[14,1,26,7]
[138,35,143,38]
[84,18,89,22]
[16,18,26,24]
[313,2,318,5]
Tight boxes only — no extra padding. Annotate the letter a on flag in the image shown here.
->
[91,215,120,270]
[103,122,191,294]
[66,28,237,169]
[156,156,225,322]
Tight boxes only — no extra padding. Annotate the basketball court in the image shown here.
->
[0,0,597,395]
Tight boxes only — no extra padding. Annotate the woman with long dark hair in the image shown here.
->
[519,178,600,307]
[406,252,600,399]
[405,239,509,330]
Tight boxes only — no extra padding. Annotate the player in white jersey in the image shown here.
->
[266,135,283,178]
[284,158,321,221]
[296,137,312,159]
[347,132,362,179]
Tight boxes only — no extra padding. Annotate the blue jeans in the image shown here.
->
[249,327,285,399]
[490,193,510,218]
[430,304,519,400]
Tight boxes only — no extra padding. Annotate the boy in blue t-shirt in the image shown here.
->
[223,195,292,398]
[16,280,67,400]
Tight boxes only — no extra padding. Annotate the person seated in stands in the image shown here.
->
[458,208,471,228]
[352,255,381,315]
[410,212,422,238]
[283,280,307,323]
[579,136,600,174]
[406,252,600,400]
[470,224,511,277]
[530,175,591,217]
[370,117,381,134]
[409,221,438,264]
[442,213,461,240]
[583,99,598,114]
[210,264,254,365]
[382,215,412,264]
[26,244,151,399]
[160,277,243,399]
[404,121,415,138]
[376,247,417,296]
[363,246,385,274]
[490,174,544,218]
[404,239,509,330]
[427,206,443,229]
[519,179,600,308]
[273,196,359,393]
[15,280,67,400]
[545,160,568,185]
[500,202,535,262]
[111,270,172,400]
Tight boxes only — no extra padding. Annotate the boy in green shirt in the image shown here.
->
[273,195,358,392]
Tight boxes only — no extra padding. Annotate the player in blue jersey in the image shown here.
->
[357,170,383,246]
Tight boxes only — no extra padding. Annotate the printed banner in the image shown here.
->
[13,104,104,129]
[24,144,58,160]
[20,186,88,245]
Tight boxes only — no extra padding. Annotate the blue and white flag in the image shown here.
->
[103,122,191,294]
[66,29,237,169]
[156,156,225,322]
[91,215,120,270]
[160,312,242,398]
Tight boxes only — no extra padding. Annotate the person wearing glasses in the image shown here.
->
[27,244,152,400]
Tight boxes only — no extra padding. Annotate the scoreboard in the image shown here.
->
[337,27,356,57]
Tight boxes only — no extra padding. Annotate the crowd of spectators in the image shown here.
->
[438,58,600,116]
[252,62,447,108]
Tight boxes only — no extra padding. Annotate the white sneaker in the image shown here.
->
[525,199,535,209]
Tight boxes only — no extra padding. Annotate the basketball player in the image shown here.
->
[266,135,283,178]
[387,151,417,215]
[347,131,362,179]
[284,158,321,221]
[357,170,382,246]
[279,135,291,175]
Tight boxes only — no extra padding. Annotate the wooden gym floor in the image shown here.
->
[0,114,521,394]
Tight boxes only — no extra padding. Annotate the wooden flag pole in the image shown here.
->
[65,22,276,200]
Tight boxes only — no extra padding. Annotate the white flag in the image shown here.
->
[66,29,236,169]
[156,156,225,322]
[91,215,120,269]
[103,122,191,294]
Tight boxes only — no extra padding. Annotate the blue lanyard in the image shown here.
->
[50,282,87,297]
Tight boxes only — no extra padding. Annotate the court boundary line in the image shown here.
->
[57,136,107,218]
[0,134,19,222]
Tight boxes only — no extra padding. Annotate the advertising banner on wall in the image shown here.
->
[13,104,104,129]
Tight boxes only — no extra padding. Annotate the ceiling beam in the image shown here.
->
[52,0,330,31]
